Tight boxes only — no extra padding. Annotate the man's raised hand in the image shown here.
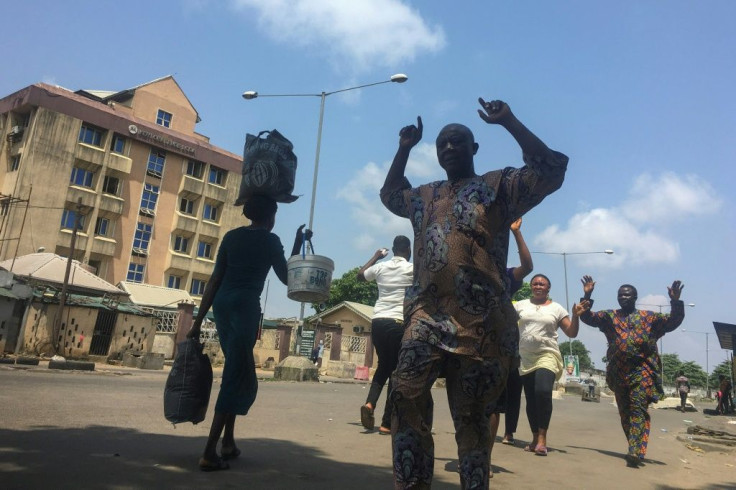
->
[581,275,595,296]
[399,116,423,149]
[668,280,684,301]
[478,98,512,125]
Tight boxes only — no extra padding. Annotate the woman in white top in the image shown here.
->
[514,273,580,456]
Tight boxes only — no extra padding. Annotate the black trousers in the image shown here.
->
[503,368,523,435]
[365,317,404,428]
[522,368,556,433]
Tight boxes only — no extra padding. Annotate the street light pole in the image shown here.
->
[243,74,408,354]
[682,329,712,397]
[532,249,614,356]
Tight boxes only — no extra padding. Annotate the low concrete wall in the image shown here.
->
[325,360,356,379]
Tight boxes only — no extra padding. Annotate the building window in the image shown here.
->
[140,183,159,214]
[10,155,21,172]
[156,109,172,128]
[147,149,166,177]
[186,160,205,179]
[110,134,126,154]
[94,217,111,237]
[197,241,213,259]
[61,209,85,230]
[127,263,145,283]
[78,123,103,146]
[173,235,189,253]
[203,203,219,222]
[179,197,196,215]
[70,167,94,188]
[190,278,206,296]
[102,175,120,195]
[208,166,226,186]
[133,222,152,252]
[167,275,182,289]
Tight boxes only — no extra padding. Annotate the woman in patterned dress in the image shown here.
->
[575,275,685,467]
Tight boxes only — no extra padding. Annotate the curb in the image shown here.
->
[48,360,95,371]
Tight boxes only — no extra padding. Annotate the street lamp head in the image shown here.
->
[604,249,614,254]
[390,73,408,83]
[242,91,258,100]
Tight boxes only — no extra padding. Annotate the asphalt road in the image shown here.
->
[0,365,734,489]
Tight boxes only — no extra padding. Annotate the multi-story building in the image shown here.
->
[0,76,243,301]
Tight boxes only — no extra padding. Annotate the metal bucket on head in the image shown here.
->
[287,254,334,303]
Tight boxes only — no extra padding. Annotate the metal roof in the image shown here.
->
[0,253,127,296]
[117,281,195,308]
[713,322,736,351]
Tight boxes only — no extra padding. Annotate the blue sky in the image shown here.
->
[5,0,735,372]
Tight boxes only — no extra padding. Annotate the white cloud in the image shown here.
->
[534,172,722,267]
[621,172,722,225]
[230,0,445,72]
[336,142,442,251]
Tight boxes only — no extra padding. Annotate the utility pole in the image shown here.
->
[53,198,83,353]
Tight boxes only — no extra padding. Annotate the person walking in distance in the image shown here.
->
[358,236,414,434]
[675,370,690,411]
[381,97,568,489]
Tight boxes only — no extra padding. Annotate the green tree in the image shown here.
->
[709,359,734,388]
[680,361,708,388]
[558,339,594,372]
[512,281,531,302]
[661,353,683,385]
[311,266,378,312]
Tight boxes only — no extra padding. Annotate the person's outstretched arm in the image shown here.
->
[381,117,423,213]
[510,217,533,282]
[291,224,312,257]
[478,99,550,157]
[661,280,685,334]
[477,99,568,222]
[357,249,388,282]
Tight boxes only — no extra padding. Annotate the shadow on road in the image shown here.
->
[0,425,423,489]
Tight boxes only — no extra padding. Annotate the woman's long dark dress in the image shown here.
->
[212,227,288,414]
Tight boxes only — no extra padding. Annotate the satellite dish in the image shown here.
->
[318,303,327,312]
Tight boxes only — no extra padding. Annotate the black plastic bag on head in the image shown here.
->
[235,129,299,205]
[164,338,213,425]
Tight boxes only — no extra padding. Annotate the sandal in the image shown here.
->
[360,405,375,430]
[221,447,241,461]
[534,445,548,456]
[625,454,641,468]
[378,426,391,435]
[524,444,536,452]
[199,457,230,472]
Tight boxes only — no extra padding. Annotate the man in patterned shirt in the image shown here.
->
[576,276,685,468]
[381,98,568,489]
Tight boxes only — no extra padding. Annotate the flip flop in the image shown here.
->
[534,445,548,456]
[221,447,241,461]
[360,405,375,430]
[378,426,391,435]
[523,444,536,452]
[199,457,230,472]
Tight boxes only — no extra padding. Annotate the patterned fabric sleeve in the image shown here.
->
[498,149,568,223]
[380,176,412,218]
[579,299,613,333]
[651,300,685,339]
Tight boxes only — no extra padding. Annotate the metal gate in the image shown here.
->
[89,310,118,356]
